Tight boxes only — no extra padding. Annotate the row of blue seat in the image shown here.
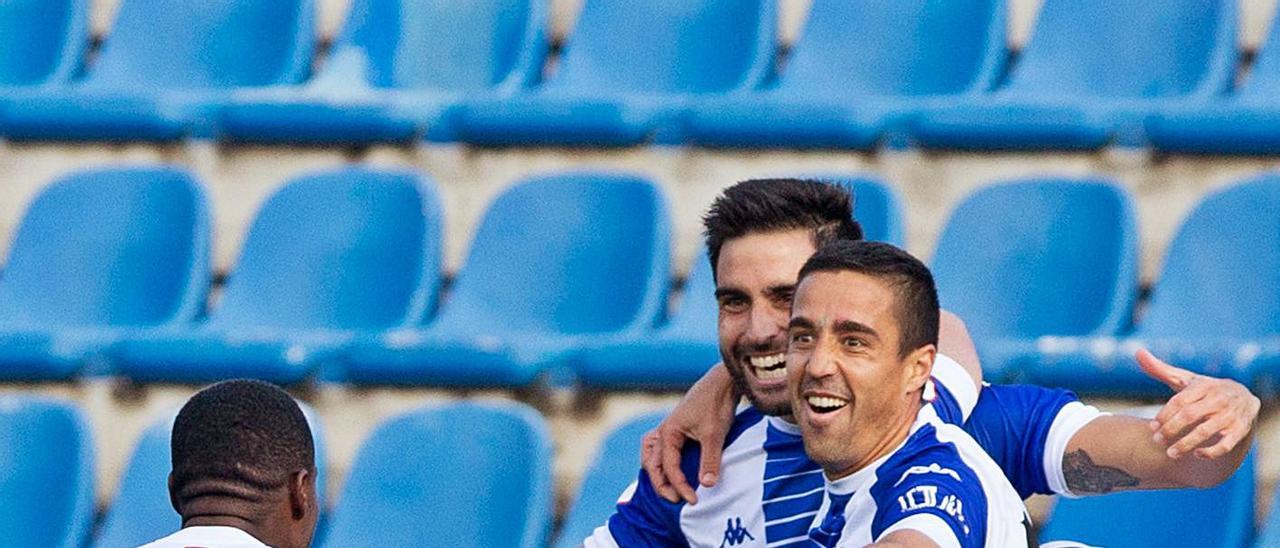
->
[4,396,1274,547]
[2,165,1278,396]
[3,0,1280,152]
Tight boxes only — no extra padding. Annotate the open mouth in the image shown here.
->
[805,395,849,414]
[747,353,787,381]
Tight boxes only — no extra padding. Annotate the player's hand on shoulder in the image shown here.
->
[642,363,739,504]
[1139,348,1261,459]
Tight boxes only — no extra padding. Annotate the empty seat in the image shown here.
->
[1146,10,1280,154]
[94,403,329,548]
[1039,447,1254,547]
[211,0,547,144]
[1027,173,1280,395]
[910,0,1236,150]
[113,168,441,385]
[0,0,87,87]
[446,0,776,146]
[322,401,552,547]
[344,172,669,387]
[680,0,1005,149]
[0,0,314,141]
[0,395,94,547]
[0,167,210,381]
[574,177,901,388]
[930,178,1139,382]
[555,411,665,548]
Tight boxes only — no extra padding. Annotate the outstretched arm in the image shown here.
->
[1061,349,1258,494]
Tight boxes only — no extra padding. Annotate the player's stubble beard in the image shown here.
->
[723,340,794,418]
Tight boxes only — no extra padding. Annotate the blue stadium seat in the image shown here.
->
[910,0,1236,150]
[322,401,552,548]
[679,0,1005,149]
[0,0,87,87]
[0,167,210,381]
[95,403,330,548]
[930,178,1139,382]
[574,177,901,388]
[0,0,314,141]
[343,172,670,387]
[445,0,776,146]
[1039,446,1255,547]
[0,395,94,548]
[1146,10,1280,154]
[555,411,665,548]
[1028,174,1280,396]
[211,0,547,144]
[113,168,441,385]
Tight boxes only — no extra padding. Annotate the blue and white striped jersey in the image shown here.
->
[805,405,1028,547]
[584,355,1103,547]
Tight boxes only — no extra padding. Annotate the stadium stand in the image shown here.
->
[321,401,551,548]
[211,0,547,144]
[447,0,776,146]
[0,0,87,87]
[909,0,1237,150]
[929,178,1139,382]
[94,403,330,548]
[0,167,210,381]
[678,0,1005,149]
[0,395,94,548]
[112,168,440,385]
[1039,447,1256,547]
[554,411,665,548]
[1146,7,1280,154]
[1026,173,1280,396]
[343,172,670,387]
[0,0,314,141]
[573,176,902,389]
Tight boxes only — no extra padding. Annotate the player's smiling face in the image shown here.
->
[715,229,816,417]
[787,270,933,478]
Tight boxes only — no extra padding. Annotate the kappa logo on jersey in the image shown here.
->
[893,462,962,486]
[719,517,755,547]
[896,485,971,535]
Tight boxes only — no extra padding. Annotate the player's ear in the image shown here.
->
[288,469,315,521]
[902,344,936,393]
[167,472,181,515]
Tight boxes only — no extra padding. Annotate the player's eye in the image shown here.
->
[718,296,748,313]
[789,332,814,346]
[842,337,865,349]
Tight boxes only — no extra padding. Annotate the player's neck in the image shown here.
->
[824,399,921,481]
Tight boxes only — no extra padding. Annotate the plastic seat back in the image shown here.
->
[833,176,905,246]
[332,0,545,92]
[0,0,86,86]
[1138,174,1280,339]
[547,0,775,94]
[0,167,209,328]
[322,402,552,548]
[1040,449,1254,547]
[778,0,1003,97]
[438,173,669,335]
[0,396,94,547]
[1003,0,1234,99]
[87,0,314,90]
[931,178,1138,341]
[211,169,440,331]
[94,405,329,548]
[555,411,665,548]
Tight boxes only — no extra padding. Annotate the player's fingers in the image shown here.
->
[1167,414,1231,458]
[698,436,724,488]
[1152,383,1210,435]
[641,430,679,503]
[1194,424,1248,460]
[1137,348,1195,392]
[1155,396,1217,445]
[660,429,698,504]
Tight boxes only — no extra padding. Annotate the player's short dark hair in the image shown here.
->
[798,240,939,358]
[170,379,314,505]
[702,179,863,280]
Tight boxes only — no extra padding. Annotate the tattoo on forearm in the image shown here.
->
[1062,449,1140,494]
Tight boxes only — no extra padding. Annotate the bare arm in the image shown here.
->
[1060,349,1258,494]
[938,310,982,389]
[641,362,738,503]
[866,530,940,548]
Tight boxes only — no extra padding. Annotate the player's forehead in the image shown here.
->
[716,229,816,291]
[793,271,897,331]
